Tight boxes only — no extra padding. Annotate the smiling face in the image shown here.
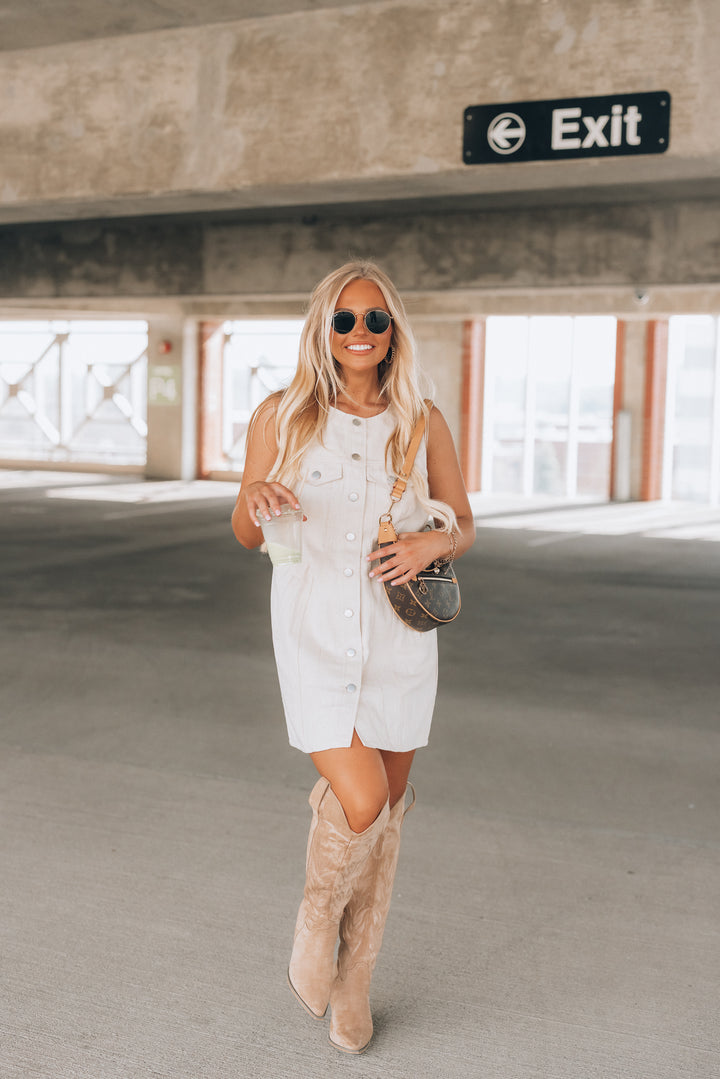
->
[330,278,393,377]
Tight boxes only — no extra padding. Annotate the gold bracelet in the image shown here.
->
[438,530,457,564]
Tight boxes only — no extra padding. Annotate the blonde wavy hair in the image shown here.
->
[253,260,456,533]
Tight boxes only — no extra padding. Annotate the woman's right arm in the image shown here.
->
[231,397,302,549]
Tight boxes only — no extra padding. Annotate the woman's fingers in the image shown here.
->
[367,531,446,583]
[368,547,418,583]
[246,482,301,524]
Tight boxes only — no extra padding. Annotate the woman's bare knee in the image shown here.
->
[339,787,388,833]
[310,736,389,833]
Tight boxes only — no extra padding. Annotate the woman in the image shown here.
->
[231,261,475,1053]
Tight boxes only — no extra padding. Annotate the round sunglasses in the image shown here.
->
[331,308,393,335]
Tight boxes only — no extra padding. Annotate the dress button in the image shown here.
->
[344,608,354,618]
[346,683,357,693]
[343,568,353,577]
[345,532,356,541]
[352,418,361,427]
[351,453,361,461]
[310,469,321,480]
[348,492,359,502]
[346,648,356,658]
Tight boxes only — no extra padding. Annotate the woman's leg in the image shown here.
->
[288,731,392,1018]
[310,733,415,827]
[310,730,390,833]
[328,747,417,1053]
[379,747,416,809]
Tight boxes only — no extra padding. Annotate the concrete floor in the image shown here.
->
[1,472,719,1079]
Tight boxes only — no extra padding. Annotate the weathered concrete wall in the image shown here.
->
[1,198,719,310]
[145,317,198,480]
[413,321,465,446]
[0,0,718,224]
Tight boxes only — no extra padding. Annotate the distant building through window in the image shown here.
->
[482,316,617,499]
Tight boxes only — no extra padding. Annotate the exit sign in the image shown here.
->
[463,91,670,164]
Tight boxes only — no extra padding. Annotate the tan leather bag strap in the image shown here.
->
[377,403,430,546]
[388,411,427,504]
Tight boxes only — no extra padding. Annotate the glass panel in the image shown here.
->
[0,321,147,464]
[222,320,304,471]
[531,317,572,495]
[483,315,616,499]
[486,317,528,494]
[574,317,615,497]
[668,316,716,501]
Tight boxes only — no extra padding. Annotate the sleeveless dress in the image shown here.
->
[270,405,438,754]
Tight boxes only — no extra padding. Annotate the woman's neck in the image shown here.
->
[334,374,385,416]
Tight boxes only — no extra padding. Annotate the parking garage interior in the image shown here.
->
[1,3,719,1077]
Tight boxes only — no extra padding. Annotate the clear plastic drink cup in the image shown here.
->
[256,504,303,565]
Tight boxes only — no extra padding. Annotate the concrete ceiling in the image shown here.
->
[0,0,365,52]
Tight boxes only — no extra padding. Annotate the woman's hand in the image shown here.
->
[366,529,454,586]
[241,481,302,528]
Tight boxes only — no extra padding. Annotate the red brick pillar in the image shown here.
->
[641,320,669,501]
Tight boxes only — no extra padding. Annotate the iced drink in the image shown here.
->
[257,504,303,565]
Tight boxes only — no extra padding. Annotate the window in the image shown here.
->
[482,316,616,498]
[0,320,148,465]
[219,320,303,472]
[663,316,720,503]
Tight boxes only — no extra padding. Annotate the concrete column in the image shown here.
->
[460,320,485,492]
[413,319,464,451]
[145,316,198,481]
[196,321,226,478]
[612,319,669,501]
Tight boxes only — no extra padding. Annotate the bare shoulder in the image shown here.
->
[426,403,456,457]
[253,389,282,424]
[248,391,282,454]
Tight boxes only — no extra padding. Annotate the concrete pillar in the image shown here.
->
[145,316,198,480]
[196,321,226,478]
[612,319,669,501]
[460,320,485,492]
[413,319,464,452]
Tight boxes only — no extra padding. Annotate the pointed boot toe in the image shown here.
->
[329,966,373,1053]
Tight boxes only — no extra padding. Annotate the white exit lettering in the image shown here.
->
[551,104,643,150]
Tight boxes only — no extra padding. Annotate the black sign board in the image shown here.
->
[463,91,670,164]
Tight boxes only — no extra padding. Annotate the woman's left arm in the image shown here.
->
[367,406,476,586]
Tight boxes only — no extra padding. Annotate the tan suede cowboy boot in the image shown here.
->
[288,777,390,1020]
[328,784,415,1053]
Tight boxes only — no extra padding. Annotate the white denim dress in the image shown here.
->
[270,406,438,753]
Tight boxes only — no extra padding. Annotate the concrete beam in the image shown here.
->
[0,0,718,224]
[1,198,719,310]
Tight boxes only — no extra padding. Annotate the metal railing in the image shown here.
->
[0,321,148,465]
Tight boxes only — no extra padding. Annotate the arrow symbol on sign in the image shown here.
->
[487,112,527,155]
[492,118,523,147]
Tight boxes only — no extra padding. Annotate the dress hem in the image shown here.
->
[288,737,430,755]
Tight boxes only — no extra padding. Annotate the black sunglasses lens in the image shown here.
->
[332,311,356,334]
[365,309,391,334]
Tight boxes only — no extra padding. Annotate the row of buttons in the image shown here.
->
[347,424,362,695]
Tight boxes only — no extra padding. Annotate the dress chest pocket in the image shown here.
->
[304,460,343,486]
